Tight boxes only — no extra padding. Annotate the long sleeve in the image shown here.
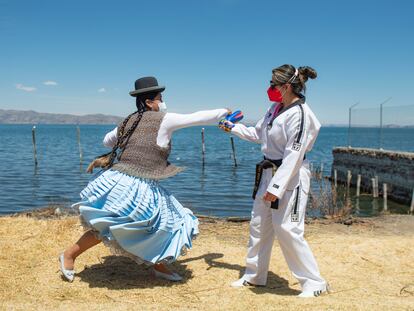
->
[230,118,264,144]
[266,112,308,199]
[157,109,228,148]
[103,127,118,148]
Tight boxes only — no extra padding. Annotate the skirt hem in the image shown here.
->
[79,215,191,266]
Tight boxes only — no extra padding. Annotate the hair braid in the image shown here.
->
[115,112,144,162]
[86,110,145,173]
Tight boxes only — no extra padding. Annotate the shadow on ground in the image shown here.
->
[180,252,300,296]
[76,255,192,289]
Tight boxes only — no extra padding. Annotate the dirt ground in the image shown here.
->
[0,212,413,310]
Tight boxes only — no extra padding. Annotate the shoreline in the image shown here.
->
[3,205,380,225]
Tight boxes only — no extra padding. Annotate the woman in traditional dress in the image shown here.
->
[59,76,230,282]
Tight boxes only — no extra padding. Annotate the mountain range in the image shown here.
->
[0,109,123,124]
[1,109,412,128]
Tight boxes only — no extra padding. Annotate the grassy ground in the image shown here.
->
[0,212,413,310]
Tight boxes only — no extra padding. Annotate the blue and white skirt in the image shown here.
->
[72,169,199,265]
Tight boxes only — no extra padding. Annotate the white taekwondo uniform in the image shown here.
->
[231,96,326,293]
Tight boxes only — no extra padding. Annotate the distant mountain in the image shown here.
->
[2,109,412,128]
[0,109,123,124]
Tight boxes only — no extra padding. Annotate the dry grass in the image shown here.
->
[0,213,413,311]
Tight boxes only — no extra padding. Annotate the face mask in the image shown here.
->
[267,86,283,103]
[158,101,167,112]
[268,68,299,103]
[267,85,288,103]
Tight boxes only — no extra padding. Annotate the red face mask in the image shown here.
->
[267,86,283,103]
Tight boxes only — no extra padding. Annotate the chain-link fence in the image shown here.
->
[348,104,414,152]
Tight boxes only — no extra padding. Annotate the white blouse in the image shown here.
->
[103,109,228,148]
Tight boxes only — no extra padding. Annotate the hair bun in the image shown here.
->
[298,66,317,80]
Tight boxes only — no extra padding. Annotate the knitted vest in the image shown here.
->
[112,111,184,180]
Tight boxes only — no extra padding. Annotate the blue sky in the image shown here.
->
[1,0,413,124]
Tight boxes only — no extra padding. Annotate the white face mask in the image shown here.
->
[158,101,167,112]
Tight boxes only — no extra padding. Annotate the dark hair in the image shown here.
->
[88,92,161,171]
[135,91,159,112]
[106,90,160,168]
[271,64,317,95]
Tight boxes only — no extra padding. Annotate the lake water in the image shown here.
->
[0,124,412,217]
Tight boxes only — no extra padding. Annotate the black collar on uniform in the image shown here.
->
[267,95,306,130]
[278,95,306,116]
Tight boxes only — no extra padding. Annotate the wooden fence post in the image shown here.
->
[356,174,361,197]
[32,126,38,166]
[201,128,205,166]
[372,178,378,198]
[347,170,352,189]
[77,125,83,163]
[230,136,237,167]
[383,183,388,212]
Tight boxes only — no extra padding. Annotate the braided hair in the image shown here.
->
[103,110,143,168]
[87,91,159,172]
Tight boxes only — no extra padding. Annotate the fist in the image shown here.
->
[263,191,278,202]
[218,119,235,132]
[219,109,243,132]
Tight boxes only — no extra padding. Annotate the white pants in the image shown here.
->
[242,165,326,292]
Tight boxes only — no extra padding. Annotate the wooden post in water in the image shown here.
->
[371,178,378,198]
[76,125,83,163]
[230,136,237,167]
[371,178,375,197]
[355,197,360,215]
[356,174,361,197]
[32,126,38,166]
[334,169,337,188]
[375,176,379,197]
[347,170,352,189]
[383,183,388,212]
[201,128,205,166]
[320,163,324,179]
[410,188,414,214]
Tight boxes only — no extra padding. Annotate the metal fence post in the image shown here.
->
[379,97,392,150]
[348,102,359,148]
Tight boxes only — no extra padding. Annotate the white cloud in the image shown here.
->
[98,88,106,93]
[16,84,37,92]
[43,80,58,86]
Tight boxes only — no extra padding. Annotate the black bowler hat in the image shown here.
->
[129,76,165,97]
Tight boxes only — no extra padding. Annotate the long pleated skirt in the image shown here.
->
[72,169,199,265]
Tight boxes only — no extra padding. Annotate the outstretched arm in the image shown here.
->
[157,109,229,148]
[230,117,264,144]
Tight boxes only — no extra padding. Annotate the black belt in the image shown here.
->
[252,157,283,209]
[264,157,283,167]
[264,155,305,164]
[252,155,306,209]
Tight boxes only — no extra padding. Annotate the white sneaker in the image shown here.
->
[59,253,75,282]
[152,268,183,282]
[231,278,262,288]
[298,284,330,298]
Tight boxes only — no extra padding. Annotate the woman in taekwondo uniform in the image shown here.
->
[220,64,328,298]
